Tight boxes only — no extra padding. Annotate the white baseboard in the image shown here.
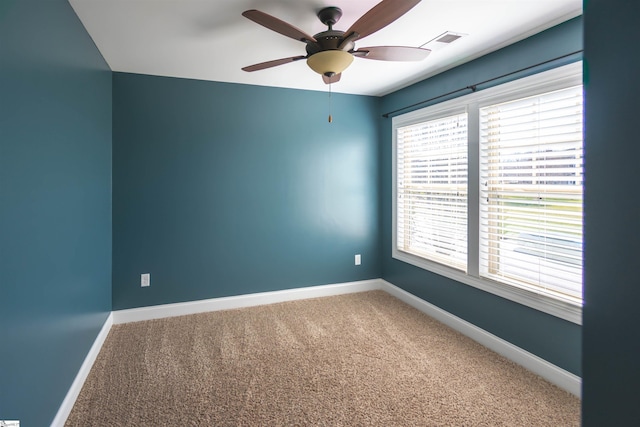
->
[51,312,113,427]
[378,280,581,398]
[55,277,580,426]
[112,279,384,324]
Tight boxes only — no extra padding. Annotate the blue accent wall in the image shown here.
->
[112,74,381,309]
[379,17,583,375]
[0,0,112,425]
[583,1,640,424]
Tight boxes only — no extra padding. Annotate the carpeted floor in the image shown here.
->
[65,291,579,426]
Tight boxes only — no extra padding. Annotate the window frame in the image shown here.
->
[392,62,583,324]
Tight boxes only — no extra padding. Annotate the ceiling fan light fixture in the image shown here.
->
[306,50,354,76]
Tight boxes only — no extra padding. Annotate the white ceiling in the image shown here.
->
[69,0,582,96]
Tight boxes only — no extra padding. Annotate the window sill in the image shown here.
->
[392,248,582,325]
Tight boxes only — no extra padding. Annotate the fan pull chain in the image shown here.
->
[328,83,333,123]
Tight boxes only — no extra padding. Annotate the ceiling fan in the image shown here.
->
[241,0,430,84]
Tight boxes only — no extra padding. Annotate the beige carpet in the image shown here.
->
[66,291,579,426]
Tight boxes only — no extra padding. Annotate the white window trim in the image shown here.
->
[392,62,583,325]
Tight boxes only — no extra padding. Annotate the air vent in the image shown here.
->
[422,31,466,51]
[437,34,462,44]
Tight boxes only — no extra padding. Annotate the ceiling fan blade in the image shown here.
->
[344,0,421,41]
[354,46,430,61]
[242,56,306,72]
[242,10,317,43]
[322,73,341,84]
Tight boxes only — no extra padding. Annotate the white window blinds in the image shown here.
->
[479,86,583,301]
[397,112,468,271]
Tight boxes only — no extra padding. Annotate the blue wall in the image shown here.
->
[0,0,112,425]
[379,17,583,375]
[112,74,381,309]
[11,1,636,422]
[583,1,640,424]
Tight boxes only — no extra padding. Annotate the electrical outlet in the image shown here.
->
[355,254,361,266]
[141,273,150,287]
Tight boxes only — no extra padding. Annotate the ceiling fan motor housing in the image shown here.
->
[306,30,353,55]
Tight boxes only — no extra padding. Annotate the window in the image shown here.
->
[392,63,583,323]
[396,111,468,271]
[479,86,583,301]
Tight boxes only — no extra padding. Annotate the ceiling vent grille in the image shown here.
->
[422,31,466,51]
[437,34,462,43]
